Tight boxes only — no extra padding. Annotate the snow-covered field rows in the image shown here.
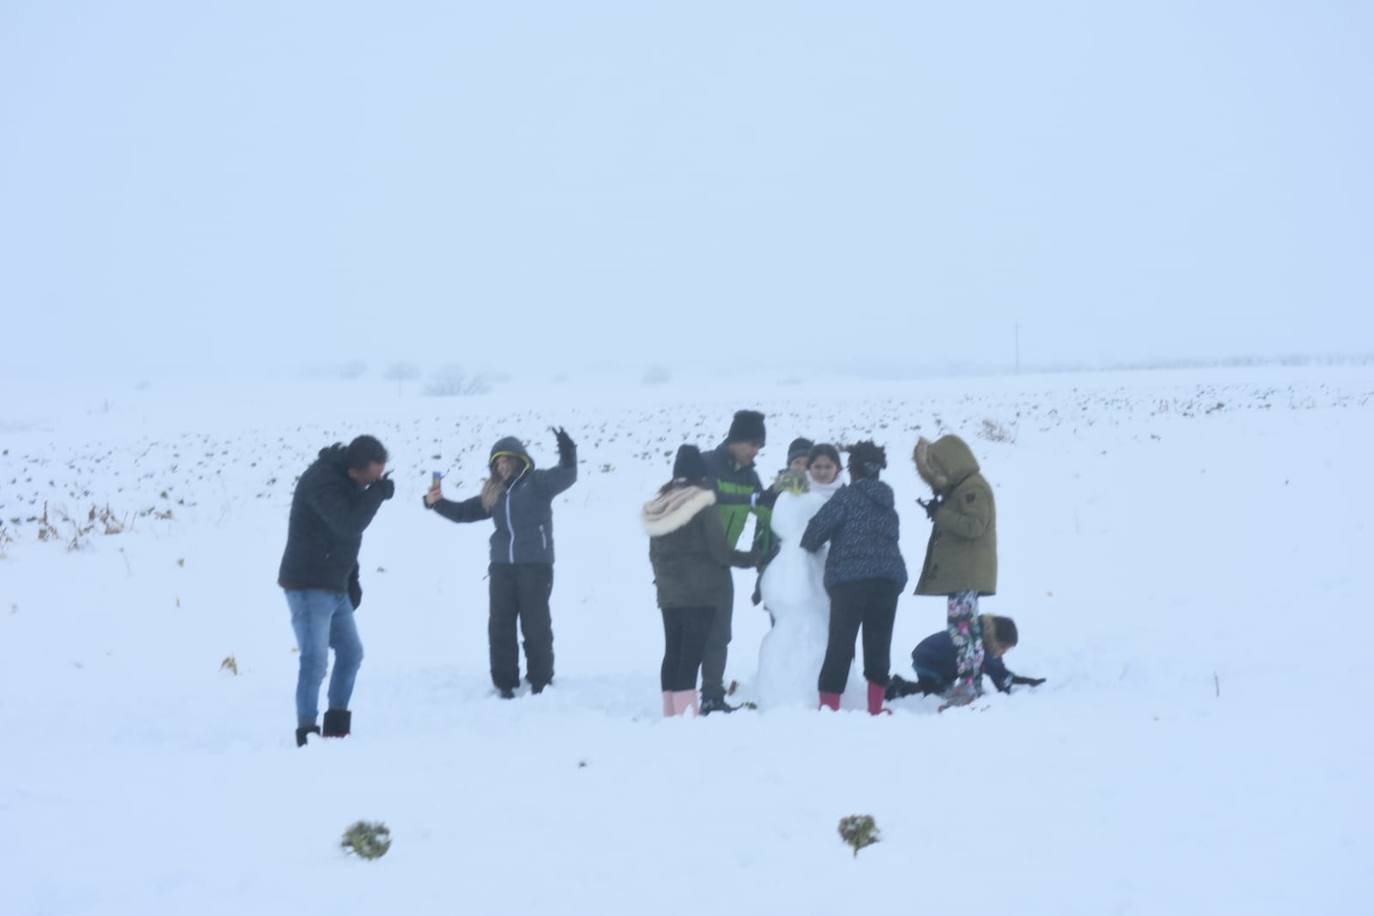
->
[2,368,1371,915]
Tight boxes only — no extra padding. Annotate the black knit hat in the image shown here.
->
[726,410,767,446]
[846,440,887,480]
[808,443,841,468]
[672,444,708,482]
[786,437,814,465]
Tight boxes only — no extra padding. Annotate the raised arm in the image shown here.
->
[305,476,387,538]
[535,427,578,497]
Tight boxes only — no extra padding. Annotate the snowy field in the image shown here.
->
[2,367,1371,916]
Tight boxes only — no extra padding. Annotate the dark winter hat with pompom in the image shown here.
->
[726,410,767,445]
[846,440,887,480]
[787,437,815,465]
[672,444,708,482]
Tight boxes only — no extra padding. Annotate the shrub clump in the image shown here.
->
[838,815,880,857]
[341,820,392,860]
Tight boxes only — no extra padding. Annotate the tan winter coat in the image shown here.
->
[913,436,997,596]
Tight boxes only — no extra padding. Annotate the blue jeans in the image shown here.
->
[285,590,364,727]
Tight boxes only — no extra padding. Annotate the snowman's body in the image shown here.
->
[755,486,844,708]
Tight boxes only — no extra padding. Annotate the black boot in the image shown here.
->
[322,709,351,738]
[295,724,321,747]
[699,696,740,716]
[885,674,921,701]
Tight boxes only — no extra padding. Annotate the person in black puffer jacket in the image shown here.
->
[424,428,577,697]
[643,445,758,716]
[800,441,907,715]
[278,436,394,747]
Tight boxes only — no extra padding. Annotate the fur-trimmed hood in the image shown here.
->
[914,435,980,494]
[642,485,716,537]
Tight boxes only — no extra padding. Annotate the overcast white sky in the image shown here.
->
[2,1,1370,381]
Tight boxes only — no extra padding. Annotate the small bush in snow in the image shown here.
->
[383,362,421,383]
[341,820,392,860]
[337,359,368,380]
[36,503,60,543]
[220,656,238,676]
[979,418,1016,443]
[838,815,880,857]
[423,365,490,398]
[89,504,128,535]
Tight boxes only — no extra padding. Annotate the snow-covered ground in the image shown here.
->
[2,367,1370,916]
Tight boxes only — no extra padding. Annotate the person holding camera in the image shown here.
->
[912,434,998,707]
[277,435,394,747]
[424,428,577,698]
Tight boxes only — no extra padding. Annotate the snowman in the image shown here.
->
[755,449,846,708]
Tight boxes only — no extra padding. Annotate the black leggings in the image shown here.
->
[661,606,712,692]
[817,579,900,694]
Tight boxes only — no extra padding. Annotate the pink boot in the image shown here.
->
[662,691,674,717]
[867,681,893,716]
[819,691,842,711]
[671,690,699,717]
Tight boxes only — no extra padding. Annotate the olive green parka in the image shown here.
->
[913,435,997,596]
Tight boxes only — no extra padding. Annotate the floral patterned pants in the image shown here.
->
[947,590,985,692]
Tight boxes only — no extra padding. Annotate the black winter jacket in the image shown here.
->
[911,629,1014,693]
[643,485,754,608]
[278,445,387,593]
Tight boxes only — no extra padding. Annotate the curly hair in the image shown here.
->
[845,440,887,480]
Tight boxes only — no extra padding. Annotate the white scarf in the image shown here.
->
[807,473,845,500]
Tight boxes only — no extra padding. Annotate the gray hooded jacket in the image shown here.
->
[428,436,577,565]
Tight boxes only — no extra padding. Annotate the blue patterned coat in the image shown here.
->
[799,479,908,591]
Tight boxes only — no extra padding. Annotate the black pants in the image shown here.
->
[699,576,733,702]
[817,578,900,694]
[660,606,712,692]
[488,563,555,691]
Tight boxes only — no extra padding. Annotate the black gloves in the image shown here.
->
[373,475,395,500]
[347,566,362,610]
[1010,675,1046,688]
[917,495,943,520]
[756,487,780,509]
[553,427,576,467]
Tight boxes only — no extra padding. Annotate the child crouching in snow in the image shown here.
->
[643,445,758,716]
[912,434,997,707]
[886,615,1045,700]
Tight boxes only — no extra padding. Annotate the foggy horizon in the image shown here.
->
[3,2,1371,386]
